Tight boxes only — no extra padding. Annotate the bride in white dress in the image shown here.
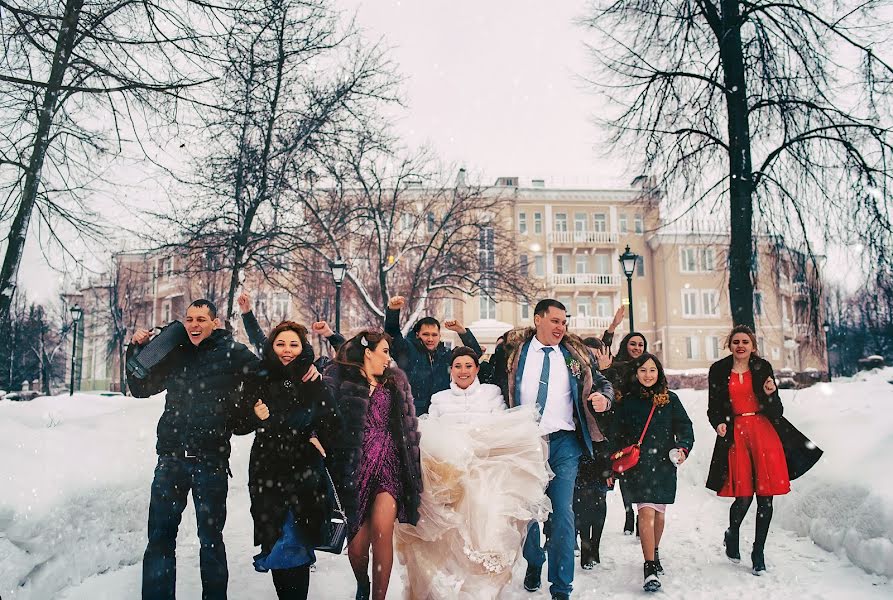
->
[395,347,552,599]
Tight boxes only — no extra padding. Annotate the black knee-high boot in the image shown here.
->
[590,492,607,563]
[752,496,773,574]
[725,496,754,561]
[272,565,310,600]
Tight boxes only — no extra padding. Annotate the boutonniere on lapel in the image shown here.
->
[566,357,582,379]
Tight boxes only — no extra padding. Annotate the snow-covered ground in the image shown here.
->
[2,371,892,599]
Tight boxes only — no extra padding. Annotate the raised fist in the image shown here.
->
[443,319,466,334]
[388,296,406,310]
[237,292,251,314]
[311,321,334,338]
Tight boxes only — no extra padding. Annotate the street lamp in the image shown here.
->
[822,320,832,381]
[69,304,83,396]
[329,258,348,333]
[619,245,639,333]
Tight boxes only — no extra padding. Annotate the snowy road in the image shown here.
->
[3,370,892,598]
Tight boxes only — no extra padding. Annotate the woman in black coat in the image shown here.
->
[612,353,694,593]
[707,325,822,575]
[324,331,422,600]
[237,321,341,599]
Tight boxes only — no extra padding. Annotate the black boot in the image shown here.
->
[635,515,640,538]
[355,575,370,600]
[654,547,663,573]
[752,547,767,575]
[724,528,741,562]
[643,560,661,592]
[523,564,542,592]
[624,509,635,535]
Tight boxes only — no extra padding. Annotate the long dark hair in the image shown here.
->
[615,332,648,363]
[625,352,670,405]
[335,330,395,384]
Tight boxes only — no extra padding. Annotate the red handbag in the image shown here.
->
[611,403,657,474]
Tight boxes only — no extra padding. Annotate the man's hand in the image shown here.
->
[237,292,251,315]
[302,364,321,382]
[443,319,467,334]
[131,328,153,346]
[594,347,613,371]
[254,400,270,421]
[311,321,334,338]
[309,436,326,457]
[763,377,777,395]
[716,423,727,437]
[388,295,406,310]
[589,392,609,413]
[608,306,626,332]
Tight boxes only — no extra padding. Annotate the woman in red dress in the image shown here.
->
[706,325,822,575]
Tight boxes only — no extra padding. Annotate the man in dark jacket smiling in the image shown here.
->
[127,299,258,600]
[384,295,483,415]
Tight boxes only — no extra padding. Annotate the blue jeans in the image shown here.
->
[524,430,582,596]
[143,456,229,600]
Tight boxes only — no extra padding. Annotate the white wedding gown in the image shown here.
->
[395,402,552,599]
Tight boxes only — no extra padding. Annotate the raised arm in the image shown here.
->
[384,296,409,357]
[238,292,267,353]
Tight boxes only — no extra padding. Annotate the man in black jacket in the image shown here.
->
[384,295,483,415]
[128,299,258,600]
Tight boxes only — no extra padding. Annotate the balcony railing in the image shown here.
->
[567,316,613,331]
[550,273,622,287]
[548,230,619,245]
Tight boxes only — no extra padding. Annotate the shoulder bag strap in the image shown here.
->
[636,402,658,447]
[322,465,346,518]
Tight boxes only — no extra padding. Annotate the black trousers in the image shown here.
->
[271,565,310,600]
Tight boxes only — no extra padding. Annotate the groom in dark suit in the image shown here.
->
[497,299,613,599]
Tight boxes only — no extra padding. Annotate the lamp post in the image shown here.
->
[618,245,639,333]
[69,304,83,396]
[822,320,831,382]
[329,258,347,333]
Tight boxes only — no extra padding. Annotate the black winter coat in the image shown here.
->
[236,354,342,549]
[706,355,823,492]
[323,364,423,532]
[127,329,258,461]
[613,389,694,504]
[384,308,483,415]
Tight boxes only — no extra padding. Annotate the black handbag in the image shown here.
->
[315,465,348,554]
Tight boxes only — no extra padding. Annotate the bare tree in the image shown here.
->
[292,142,533,329]
[584,0,893,329]
[157,0,399,322]
[0,0,223,325]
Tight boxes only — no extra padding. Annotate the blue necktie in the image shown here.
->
[536,347,553,415]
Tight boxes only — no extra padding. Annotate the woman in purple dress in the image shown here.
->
[324,330,422,600]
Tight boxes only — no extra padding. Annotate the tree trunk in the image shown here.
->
[0,0,84,324]
[719,0,756,329]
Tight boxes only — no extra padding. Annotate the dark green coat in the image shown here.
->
[613,389,694,504]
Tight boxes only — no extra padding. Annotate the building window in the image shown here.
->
[577,298,591,317]
[519,212,528,234]
[520,303,530,320]
[575,254,588,274]
[636,255,645,277]
[426,212,437,233]
[771,347,780,360]
[619,214,628,233]
[519,254,529,276]
[701,290,720,317]
[534,212,543,234]
[478,226,495,273]
[574,212,587,232]
[162,302,171,323]
[639,300,648,322]
[480,295,496,320]
[706,336,721,360]
[680,248,697,272]
[272,292,290,320]
[556,254,570,274]
[555,213,568,232]
[701,248,716,272]
[558,296,573,317]
[443,298,454,320]
[682,290,698,317]
[754,291,763,316]
[596,296,612,318]
[400,213,413,231]
[634,213,643,233]
[592,213,607,232]
[686,336,700,359]
[534,255,545,277]
[594,253,611,274]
